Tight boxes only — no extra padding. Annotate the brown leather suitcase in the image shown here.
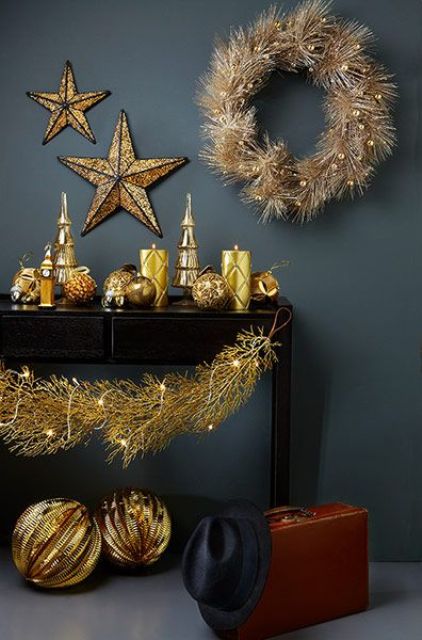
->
[218,503,369,640]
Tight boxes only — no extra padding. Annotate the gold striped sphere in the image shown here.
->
[95,488,171,568]
[12,498,101,589]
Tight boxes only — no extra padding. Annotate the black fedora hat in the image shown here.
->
[182,500,272,631]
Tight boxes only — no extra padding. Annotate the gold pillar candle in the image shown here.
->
[140,244,168,307]
[221,245,251,310]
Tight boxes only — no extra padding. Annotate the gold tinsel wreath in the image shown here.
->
[0,311,290,466]
[198,0,397,223]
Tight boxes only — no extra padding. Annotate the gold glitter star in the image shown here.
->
[27,60,110,144]
[59,110,188,237]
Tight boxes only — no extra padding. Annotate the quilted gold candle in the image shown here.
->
[221,245,251,310]
[139,244,168,307]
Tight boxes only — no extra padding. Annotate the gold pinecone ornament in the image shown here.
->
[12,498,102,589]
[95,488,171,568]
[63,272,97,305]
[192,271,231,310]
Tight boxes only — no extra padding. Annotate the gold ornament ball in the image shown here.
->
[192,272,231,310]
[102,264,137,308]
[12,498,101,589]
[10,267,40,304]
[125,275,156,307]
[95,488,171,568]
[251,271,280,303]
[64,272,97,305]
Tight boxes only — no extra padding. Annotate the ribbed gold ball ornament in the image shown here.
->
[95,488,171,568]
[125,275,156,307]
[12,498,102,589]
[63,272,97,304]
[192,272,230,310]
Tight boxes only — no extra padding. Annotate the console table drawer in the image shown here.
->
[112,317,274,364]
[1,315,105,361]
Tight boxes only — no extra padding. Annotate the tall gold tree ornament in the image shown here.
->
[172,193,200,302]
[54,192,79,291]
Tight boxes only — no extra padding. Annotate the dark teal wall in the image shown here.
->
[0,0,420,560]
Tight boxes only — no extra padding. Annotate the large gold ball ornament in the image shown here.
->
[95,488,171,568]
[12,498,101,589]
[250,271,280,303]
[102,264,137,308]
[10,267,41,304]
[192,272,231,310]
[125,275,156,307]
[63,272,97,305]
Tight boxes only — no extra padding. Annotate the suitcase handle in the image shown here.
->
[265,505,315,524]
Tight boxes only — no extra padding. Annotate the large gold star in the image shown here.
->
[27,60,110,144]
[59,110,188,237]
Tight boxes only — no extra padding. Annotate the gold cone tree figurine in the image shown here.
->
[172,193,200,303]
[54,192,79,292]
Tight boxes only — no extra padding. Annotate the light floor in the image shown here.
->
[0,550,421,640]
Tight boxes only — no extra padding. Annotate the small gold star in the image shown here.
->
[59,110,188,237]
[27,60,110,144]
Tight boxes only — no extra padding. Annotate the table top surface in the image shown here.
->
[0,294,292,318]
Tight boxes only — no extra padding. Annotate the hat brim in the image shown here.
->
[198,499,272,631]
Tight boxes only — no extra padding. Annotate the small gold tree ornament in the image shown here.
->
[53,192,79,293]
[172,193,200,304]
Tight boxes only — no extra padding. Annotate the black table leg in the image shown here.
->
[270,307,293,506]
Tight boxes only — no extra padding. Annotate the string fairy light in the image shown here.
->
[0,310,291,465]
[67,378,81,441]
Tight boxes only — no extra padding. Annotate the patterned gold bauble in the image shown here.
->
[12,498,102,589]
[251,271,280,303]
[102,264,137,308]
[192,272,230,310]
[63,272,97,305]
[125,275,156,307]
[95,488,171,568]
[10,267,40,304]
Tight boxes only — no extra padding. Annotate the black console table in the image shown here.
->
[0,295,292,506]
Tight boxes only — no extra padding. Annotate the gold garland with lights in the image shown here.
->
[199,0,396,223]
[0,310,291,466]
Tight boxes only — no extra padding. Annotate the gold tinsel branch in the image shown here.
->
[198,0,397,223]
[0,311,290,466]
